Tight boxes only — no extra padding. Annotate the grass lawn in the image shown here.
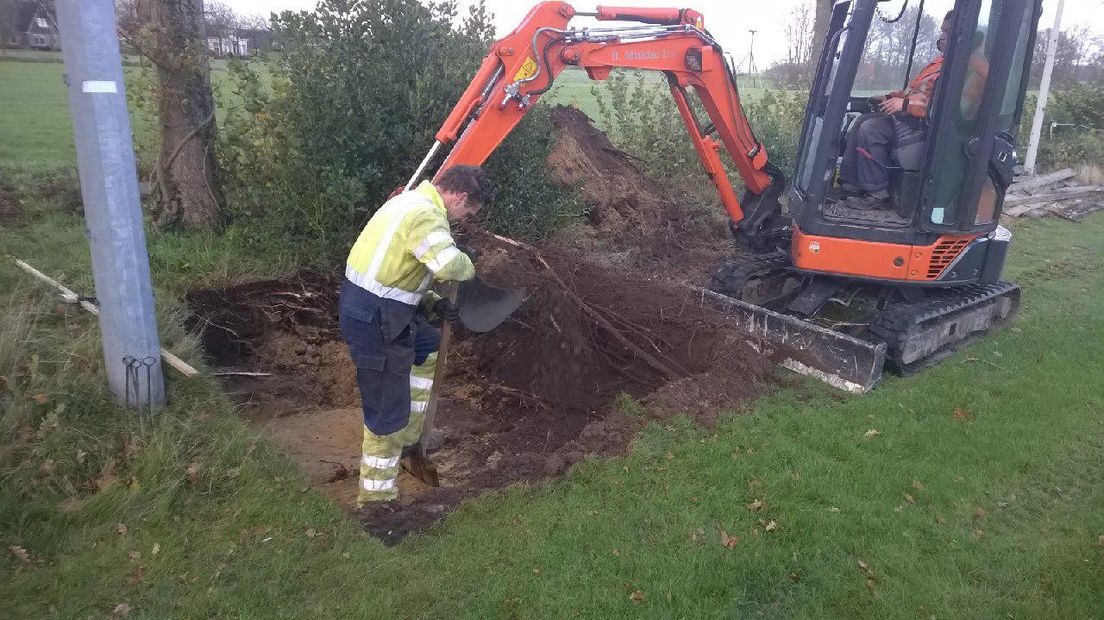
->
[1,49,1101,619]
[2,211,1101,617]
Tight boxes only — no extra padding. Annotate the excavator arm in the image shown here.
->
[413,1,785,238]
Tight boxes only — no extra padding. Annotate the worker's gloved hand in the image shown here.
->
[457,244,479,263]
[433,299,460,322]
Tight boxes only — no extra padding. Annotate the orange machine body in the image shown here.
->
[791,226,979,282]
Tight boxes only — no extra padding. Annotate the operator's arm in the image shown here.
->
[405,209,475,283]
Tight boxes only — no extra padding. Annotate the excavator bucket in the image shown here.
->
[691,286,886,393]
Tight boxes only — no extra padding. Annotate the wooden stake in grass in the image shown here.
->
[12,258,199,378]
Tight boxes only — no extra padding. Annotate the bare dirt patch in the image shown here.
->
[0,177,23,224]
[186,106,778,542]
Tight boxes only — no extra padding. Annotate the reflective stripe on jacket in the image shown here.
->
[345,181,474,306]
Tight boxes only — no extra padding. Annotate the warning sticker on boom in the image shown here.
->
[512,57,538,82]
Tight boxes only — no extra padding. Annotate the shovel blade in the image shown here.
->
[458,277,526,333]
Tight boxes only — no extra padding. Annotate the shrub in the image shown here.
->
[218,0,581,260]
[1016,86,1104,171]
[590,72,809,201]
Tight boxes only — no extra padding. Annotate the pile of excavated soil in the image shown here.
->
[544,105,738,284]
[546,105,668,233]
[186,106,778,542]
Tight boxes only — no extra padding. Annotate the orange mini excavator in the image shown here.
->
[407,0,1043,391]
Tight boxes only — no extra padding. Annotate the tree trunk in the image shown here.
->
[812,0,834,61]
[142,0,223,230]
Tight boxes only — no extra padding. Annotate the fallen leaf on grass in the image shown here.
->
[857,559,877,588]
[9,546,32,563]
[305,528,318,539]
[57,497,86,513]
[720,530,741,548]
[185,462,201,484]
[111,602,132,617]
[904,494,915,504]
[763,520,779,532]
[974,507,986,521]
[151,543,161,556]
[746,499,765,512]
[953,407,971,421]
[629,590,645,603]
[116,523,127,535]
[96,460,119,491]
[863,429,880,438]
[611,548,620,556]
[912,480,925,490]
[827,506,840,513]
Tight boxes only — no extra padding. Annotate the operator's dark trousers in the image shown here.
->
[839,113,895,193]
[338,278,440,436]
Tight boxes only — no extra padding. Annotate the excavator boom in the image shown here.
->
[415,2,782,228]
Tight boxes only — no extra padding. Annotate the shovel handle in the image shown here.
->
[417,281,458,466]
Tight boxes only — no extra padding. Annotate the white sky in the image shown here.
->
[224,0,1102,66]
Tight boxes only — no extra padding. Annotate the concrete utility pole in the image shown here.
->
[1023,0,1064,176]
[55,0,166,408]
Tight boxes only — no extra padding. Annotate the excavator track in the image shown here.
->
[710,252,802,306]
[867,281,1021,375]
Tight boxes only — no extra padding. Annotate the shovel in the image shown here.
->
[408,278,525,487]
[457,277,527,333]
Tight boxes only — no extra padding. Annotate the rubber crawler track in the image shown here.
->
[868,281,1021,375]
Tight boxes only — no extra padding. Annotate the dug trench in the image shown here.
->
[185,106,782,542]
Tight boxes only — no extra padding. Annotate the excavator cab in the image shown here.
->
[787,0,1041,284]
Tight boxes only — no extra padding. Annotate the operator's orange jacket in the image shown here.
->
[891,51,990,119]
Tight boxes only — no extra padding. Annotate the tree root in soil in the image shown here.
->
[488,233,692,381]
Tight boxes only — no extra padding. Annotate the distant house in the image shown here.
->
[206,34,249,57]
[3,0,60,50]
[237,28,276,53]
[206,28,277,58]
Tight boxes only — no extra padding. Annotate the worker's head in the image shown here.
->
[937,11,954,52]
[436,165,493,221]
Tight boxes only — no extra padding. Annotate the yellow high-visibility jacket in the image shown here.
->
[345,181,474,307]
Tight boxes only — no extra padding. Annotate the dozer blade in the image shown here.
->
[690,286,886,393]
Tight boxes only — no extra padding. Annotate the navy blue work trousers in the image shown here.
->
[337,279,440,435]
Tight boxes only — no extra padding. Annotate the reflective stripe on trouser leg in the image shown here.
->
[393,352,436,447]
[358,425,401,506]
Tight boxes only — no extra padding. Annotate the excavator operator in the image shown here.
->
[338,165,492,508]
[837,11,955,209]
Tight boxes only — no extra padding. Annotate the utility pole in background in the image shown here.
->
[747,29,759,87]
[54,0,166,408]
[1024,0,1064,176]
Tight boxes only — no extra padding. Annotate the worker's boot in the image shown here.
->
[846,189,890,211]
